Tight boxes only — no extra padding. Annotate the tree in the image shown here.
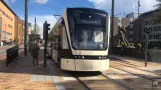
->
[154,0,161,23]
[48,30,54,40]
[32,25,40,34]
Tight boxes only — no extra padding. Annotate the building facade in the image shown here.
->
[135,9,161,49]
[0,0,26,45]
[0,0,16,45]
[126,12,142,18]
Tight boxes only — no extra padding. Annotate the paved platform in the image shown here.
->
[0,49,66,90]
[110,55,161,75]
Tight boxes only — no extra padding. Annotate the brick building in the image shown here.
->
[0,0,16,45]
[0,0,26,45]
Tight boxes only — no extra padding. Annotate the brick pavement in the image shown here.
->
[0,49,65,90]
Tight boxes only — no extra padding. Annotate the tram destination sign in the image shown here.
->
[76,18,102,25]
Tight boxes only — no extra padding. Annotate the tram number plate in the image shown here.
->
[152,79,161,88]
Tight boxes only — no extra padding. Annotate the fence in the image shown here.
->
[6,45,19,66]
[112,47,145,59]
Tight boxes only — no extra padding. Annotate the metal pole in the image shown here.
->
[34,17,36,34]
[138,0,140,16]
[110,0,115,54]
[44,21,47,68]
[145,34,148,67]
[24,0,28,56]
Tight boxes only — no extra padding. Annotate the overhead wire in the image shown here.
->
[94,0,105,8]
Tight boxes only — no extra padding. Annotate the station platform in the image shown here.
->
[110,55,161,75]
[0,49,66,90]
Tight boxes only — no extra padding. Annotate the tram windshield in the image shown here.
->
[68,11,108,50]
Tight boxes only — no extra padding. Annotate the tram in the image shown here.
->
[47,8,110,71]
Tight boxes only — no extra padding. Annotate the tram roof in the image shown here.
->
[66,8,108,15]
[52,8,108,31]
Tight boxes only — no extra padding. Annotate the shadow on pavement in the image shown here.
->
[0,49,61,76]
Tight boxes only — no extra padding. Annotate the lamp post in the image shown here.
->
[138,0,141,16]
[110,0,115,54]
[24,0,28,56]
[144,26,150,67]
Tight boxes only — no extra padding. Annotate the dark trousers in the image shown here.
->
[121,48,124,57]
[32,53,39,66]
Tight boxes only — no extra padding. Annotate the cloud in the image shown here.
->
[27,15,57,38]
[34,0,48,4]
[88,0,159,16]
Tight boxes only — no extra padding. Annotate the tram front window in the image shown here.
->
[68,12,108,50]
[73,26,107,50]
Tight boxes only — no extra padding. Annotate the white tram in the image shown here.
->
[47,8,110,71]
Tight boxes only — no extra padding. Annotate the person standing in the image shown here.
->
[31,42,40,66]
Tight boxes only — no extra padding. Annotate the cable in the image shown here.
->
[56,0,66,15]
[94,0,106,8]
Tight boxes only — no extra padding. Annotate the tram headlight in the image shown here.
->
[82,56,84,59]
[99,57,101,59]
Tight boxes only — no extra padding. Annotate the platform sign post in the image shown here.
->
[43,21,50,68]
[144,26,150,67]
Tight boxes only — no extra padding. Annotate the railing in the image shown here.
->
[6,45,19,66]
[112,47,145,59]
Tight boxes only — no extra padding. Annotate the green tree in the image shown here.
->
[48,30,54,40]
[130,43,135,47]
[137,43,142,49]
[32,25,40,34]
[154,0,161,23]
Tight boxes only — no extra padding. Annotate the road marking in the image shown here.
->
[37,75,45,81]
[52,76,66,90]
[87,76,99,80]
[61,72,76,81]
[45,75,53,81]
[30,75,38,81]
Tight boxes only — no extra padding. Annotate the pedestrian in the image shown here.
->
[31,42,40,66]
[121,46,124,57]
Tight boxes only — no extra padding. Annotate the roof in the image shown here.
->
[139,9,160,18]
[1,0,17,16]
[127,12,143,15]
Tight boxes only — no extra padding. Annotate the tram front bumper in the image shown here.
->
[74,59,109,71]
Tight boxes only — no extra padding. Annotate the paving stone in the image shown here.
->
[37,75,45,81]
[45,75,53,81]
[30,75,38,81]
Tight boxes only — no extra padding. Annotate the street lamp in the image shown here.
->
[110,0,115,54]
[24,0,28,56]
[144,26,150,67]
[138,0,141,16]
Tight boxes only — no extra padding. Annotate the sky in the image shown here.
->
[4,0,159,38]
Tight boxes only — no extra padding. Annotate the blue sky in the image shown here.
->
[5,0,159,37]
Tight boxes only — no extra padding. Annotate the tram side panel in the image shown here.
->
[60,26,76,71]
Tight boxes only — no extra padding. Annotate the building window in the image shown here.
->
[129,31,134,35]
[2,11,5,15]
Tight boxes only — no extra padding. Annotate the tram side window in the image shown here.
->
[62,26,69,49]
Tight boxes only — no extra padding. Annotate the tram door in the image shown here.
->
[57,26,63,67]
